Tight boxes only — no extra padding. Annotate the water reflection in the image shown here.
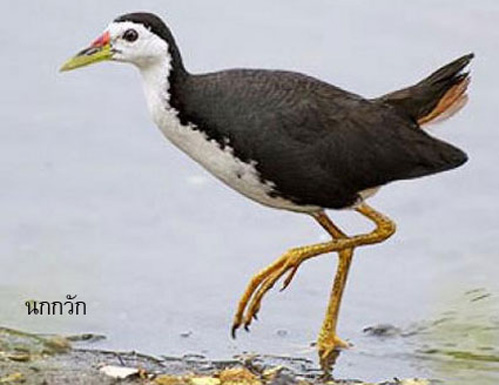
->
[413,289,499,384]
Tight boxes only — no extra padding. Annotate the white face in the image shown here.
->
[107,21,169,68]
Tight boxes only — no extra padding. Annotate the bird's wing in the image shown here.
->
[176,69,466,209]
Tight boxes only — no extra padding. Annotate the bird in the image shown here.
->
[60,12,472,372]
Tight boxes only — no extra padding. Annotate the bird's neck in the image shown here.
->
[138,53,187,123]
[139,57,172,115]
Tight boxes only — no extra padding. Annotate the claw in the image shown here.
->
[231,325,239,339]
[230,247,315,343]
[280,266,298,291]
[243,314,253,330]
[253,302,261,316]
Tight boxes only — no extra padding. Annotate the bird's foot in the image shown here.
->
[241,249,309,329]
[317,334,350,373]
[231,247,311,336]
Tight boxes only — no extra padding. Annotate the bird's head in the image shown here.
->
[60,12,181,72]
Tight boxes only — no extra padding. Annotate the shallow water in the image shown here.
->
[0,1,498,383]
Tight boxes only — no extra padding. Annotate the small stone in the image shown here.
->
[43,336,72,353]
[263,367,299,385]
[0,373,26,383]
[154,375,189,385]
[190,377,221,385]
[6,353,31,362]
[99,365,139,379]
[218,367,261,385]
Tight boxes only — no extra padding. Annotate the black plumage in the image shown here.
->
[175,71,467,208]
[117,12,469,210]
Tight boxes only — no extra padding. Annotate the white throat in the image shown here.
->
[138,55,173,119]
[138,55,198,154]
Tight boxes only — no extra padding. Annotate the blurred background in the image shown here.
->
[0,1,498,383]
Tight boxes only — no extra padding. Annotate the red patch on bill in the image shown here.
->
[91,31,111,48]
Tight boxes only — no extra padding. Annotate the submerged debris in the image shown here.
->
[363,324,402,338]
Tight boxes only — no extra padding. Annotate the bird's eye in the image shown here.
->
[122,29,138,42]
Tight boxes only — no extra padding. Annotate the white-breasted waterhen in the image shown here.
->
[60,12,473,372]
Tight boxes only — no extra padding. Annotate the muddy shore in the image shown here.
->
[0,327,432,385]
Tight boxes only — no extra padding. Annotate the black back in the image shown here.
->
[175,70,467,208]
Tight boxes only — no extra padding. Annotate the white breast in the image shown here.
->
[137,58,320,213]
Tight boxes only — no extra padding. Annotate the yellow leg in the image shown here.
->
[313,212,354,371]
[231,203,396,341]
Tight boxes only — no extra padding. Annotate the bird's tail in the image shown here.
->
[377,53,474,126]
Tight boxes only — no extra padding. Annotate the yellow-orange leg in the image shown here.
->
[313,212,354,371]
[231,203,396,336]
[315,205,396,369]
